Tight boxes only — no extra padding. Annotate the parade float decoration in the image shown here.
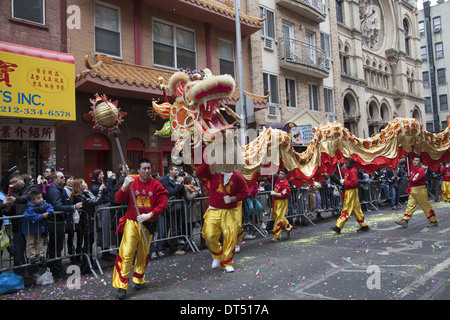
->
[89,93,148,243]
[150,69,450,187]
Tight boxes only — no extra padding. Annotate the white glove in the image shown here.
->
[270,191,276,195]
[224,195,232,204]
[107,171,113,178]
[123,175,134,188]
[137,213,152,223]
[340,179,344,185]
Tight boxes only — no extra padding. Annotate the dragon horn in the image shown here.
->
[155,121,172,138]
[152,100,171,119]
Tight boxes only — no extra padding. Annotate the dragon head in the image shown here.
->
[152,68,242,142]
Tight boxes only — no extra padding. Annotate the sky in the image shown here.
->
[416,0,448,10]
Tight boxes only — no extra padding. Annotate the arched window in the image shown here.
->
[126,138,146,170]
[403,19,410,56]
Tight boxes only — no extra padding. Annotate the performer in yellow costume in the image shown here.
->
[113,159,168,299]
[197,162,249,273]
[396,156,438,228]
[331,158,369,234]
[270,168,292,242]
[440,161,450,201]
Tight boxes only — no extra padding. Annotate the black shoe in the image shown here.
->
[134,283,146,291]
[357,226,370,233]
[116,288,127,300]
[330,226,341,234]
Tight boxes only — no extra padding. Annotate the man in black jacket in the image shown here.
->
[159,166,186,255]
[6,173,39,282]
[46,171,82,279]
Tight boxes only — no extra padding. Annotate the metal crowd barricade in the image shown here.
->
[92,198,198,275]
[1,211,98,277]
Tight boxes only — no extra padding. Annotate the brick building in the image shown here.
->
[67,0,266,184]
[0,0,74,185]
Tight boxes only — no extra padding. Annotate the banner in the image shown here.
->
[291,125,313,146]
[0,45,75,121]
[0,123,55,141]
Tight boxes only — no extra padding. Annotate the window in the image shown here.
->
[95,2,121,57]
[433,16,441,32]
[425,97,432,113]
[435,42,444,59]
[437,68,446,85]
[126,138,145,170]
[440,94,448,111]
[442,121,448,131]
[219,40,235,78]
[153,20,196,70]
[320,32,331,59]
[263,72,279,104]
[309,84,319,111]
[419,21,425,37]
[324,87,334,114]
[285,78,296,108]
[336,0,343,24]
[260,7,275,39]
[12,0,44,25]
[403,19,410,56]
[426,122,434,132]
[421,46,427,61]
[423,72,430,87]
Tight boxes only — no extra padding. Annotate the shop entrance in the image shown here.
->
[84,133,111,188]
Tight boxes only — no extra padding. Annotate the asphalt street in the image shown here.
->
[2,201,449,302]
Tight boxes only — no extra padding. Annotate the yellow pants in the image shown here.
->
[441,181,450,201]
[202,207,240,268]
[402,185,437,222]
[112,219,152,290]
[336,188,368,229]
[271,198,292,239]
[236,201,244,245]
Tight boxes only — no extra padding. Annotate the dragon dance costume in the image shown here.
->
[271,178,292,240]
[335,167,368,230]
[398,165,437,224]
[112,178,168,290]
[440,165,450,201]
[197,163,249,269]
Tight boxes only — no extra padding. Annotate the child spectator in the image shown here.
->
[22,191,54,265]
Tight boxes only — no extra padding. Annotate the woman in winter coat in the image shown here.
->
[71,178,105,273]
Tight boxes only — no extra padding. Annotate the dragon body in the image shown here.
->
[152,69,450,186]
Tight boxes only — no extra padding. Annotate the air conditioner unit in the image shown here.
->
[264,38,274,50]
[268,104,278,116]
[434,26,441,33]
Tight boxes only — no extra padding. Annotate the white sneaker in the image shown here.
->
[235,244,240,253]
[224,266,234,273]
[244,234,256,240]
[211,258,220,269]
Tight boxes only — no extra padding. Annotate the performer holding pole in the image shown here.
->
[440,161,450,202]
[270,168,292,242]
[395,156,438,228]
[197,162,249,273]
[112,158,169,299]
[330,158,370,235]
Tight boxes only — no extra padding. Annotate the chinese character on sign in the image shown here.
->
[28,127,40,139]
[0,60,18,88]
[0,125,12,138]
[42,127,53,139]
[15,126,26,139]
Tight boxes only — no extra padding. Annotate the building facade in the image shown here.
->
[0,0,74,184]
[249,0,341,145]
[67,0,266,183]
[419,0,450,132]
[337,0,424,138]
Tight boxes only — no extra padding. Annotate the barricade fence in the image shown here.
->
[0,179,416,278]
